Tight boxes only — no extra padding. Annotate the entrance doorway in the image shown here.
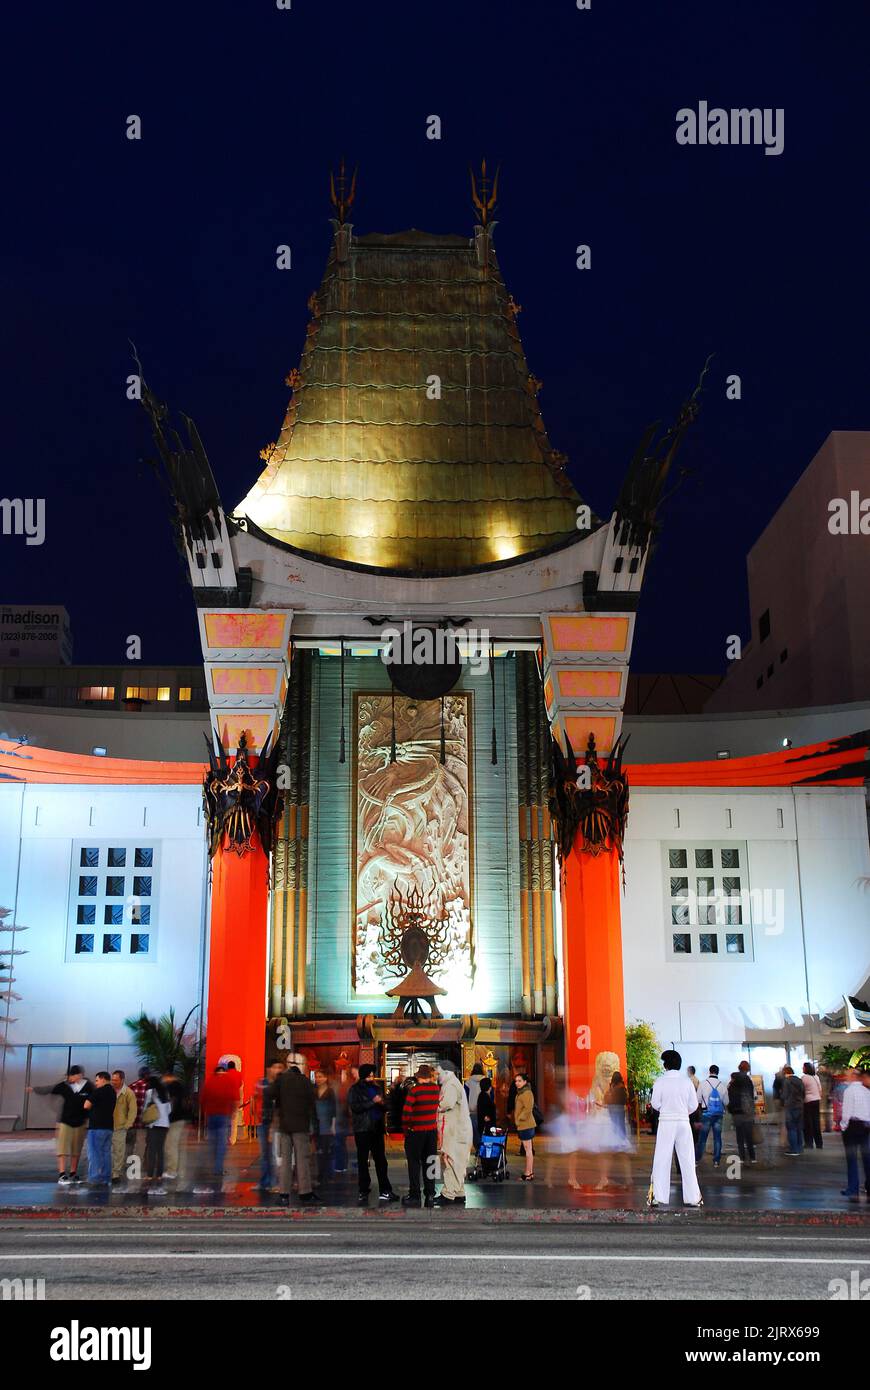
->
[382,1044,461,1084]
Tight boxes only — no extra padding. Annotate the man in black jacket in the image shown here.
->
[348,1065,397,1205]
[83,1071,116,1186]
[727,1063,757,1164]
[28,1066,93,1185]
[269,1061,320,1205]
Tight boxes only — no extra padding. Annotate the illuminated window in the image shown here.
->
[125,685,170,702]
[178,687,192,702]
[78,686,115,701]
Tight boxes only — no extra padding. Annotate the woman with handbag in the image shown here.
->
[514,1073,537,1182]
[142,1077,171,1195]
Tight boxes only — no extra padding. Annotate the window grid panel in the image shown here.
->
[663,841,754,961]
[67,840,160,963]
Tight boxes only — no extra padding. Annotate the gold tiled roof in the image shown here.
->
[236,228,586,571]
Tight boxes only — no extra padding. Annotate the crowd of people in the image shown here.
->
[26,1050,870,1209]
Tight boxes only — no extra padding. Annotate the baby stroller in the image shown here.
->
[470,1127,509,1182]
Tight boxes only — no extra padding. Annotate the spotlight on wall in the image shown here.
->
[782,737,792,749]
[716,750,730,759]
[92,746,108,757]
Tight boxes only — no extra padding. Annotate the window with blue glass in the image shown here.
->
[68,840,159,962]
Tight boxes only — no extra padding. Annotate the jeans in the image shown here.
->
[695,1113,723,1163]
[785,1107,804,1153]
[404,1130,438,1199]
[259,1122,274,1188]
[355,1131,392,1196]
[843,1127,870,1196]
[207,1113,231,1180]
[87,1128,113,1184]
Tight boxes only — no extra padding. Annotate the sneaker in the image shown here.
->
[379,1191,399,1203]
[784,1151,800,1157]
[69,1174,82,1185]
[298,1191,323,1204]
[713,1160,720,1168]
[163,1171,177,1180]
[686,1199,704,1208]
[424,1196,436,1208]
[401,1195,422,1207]
[357,1192,370,1205]
[432,1194,455,1207]
[148,1185,167,1196]
[193,1186,214,1195]
[57,1173,70,1186]
[277,1194,290,1207]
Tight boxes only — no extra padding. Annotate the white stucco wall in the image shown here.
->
[621,785,870,1083]
[0,783,208,1126]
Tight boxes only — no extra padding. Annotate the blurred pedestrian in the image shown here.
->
[434,1060,473,1205]
[728,1067,757,1163]
[387,1069,410,1135]
[465,1063,487,1153]
[82,1071,116,1187]
[142,1076,171,1194]
[802,1062,823,1150]
[271,1059,320,1205]
[314,1068,337,1185]
[782,1066,805,1156]
[349,1065,396,1205]
[28,1065,92,1186]
[256,1061,283,1192]
[477,1076,497,1138]
[162,1071,190,1182]
[110,1070,137,1184]
[695,1065,725,1167]
[840,1065,870,1202]
[401,1064,440,1207]
[198,1062,242,1191]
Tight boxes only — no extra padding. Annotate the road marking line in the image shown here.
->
[0,1252,869,1263]
[0,1231,331,1239]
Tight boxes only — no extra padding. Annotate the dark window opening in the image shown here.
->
[758,609,771,642]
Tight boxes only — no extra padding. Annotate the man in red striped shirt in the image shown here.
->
[402,1065,440,1208]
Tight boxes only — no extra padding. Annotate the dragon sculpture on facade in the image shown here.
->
[548,732,631,872]
[203,732,284,858]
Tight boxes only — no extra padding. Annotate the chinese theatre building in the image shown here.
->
[1,175,868,1126]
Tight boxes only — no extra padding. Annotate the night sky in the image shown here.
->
[3,1,867,672]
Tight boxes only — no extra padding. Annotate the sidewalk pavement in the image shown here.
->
[0,1128,867,1224]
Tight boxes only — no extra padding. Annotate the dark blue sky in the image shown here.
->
[2,1,867,671]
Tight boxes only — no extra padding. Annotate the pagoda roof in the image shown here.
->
[234,225,591,572]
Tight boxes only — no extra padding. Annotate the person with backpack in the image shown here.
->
[695,1064,726,1166]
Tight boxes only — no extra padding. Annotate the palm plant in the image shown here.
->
[124,1006,204,1091]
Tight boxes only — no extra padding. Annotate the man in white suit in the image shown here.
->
[648,1049,703,1207]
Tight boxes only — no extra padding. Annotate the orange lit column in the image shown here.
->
[560,842,625,1087]
[205,829,270,1085]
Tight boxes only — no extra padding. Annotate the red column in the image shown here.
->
[205,829,269,1087]
[560,843,626,1089]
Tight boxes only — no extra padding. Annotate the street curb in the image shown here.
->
[0,1205,868,1227]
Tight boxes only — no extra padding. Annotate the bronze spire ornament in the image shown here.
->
[329,157,357,225]
[470,158,499,226]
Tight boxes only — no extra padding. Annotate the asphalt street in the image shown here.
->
[2,1219,869,1300]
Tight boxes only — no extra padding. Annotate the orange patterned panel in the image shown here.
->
[549,616,630,654]
[564,714,618,755]
[204,612,286,649]
[217,712,275,753]
[543,676,555,712]
[211,667,279,696]
[557,669,622,698]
